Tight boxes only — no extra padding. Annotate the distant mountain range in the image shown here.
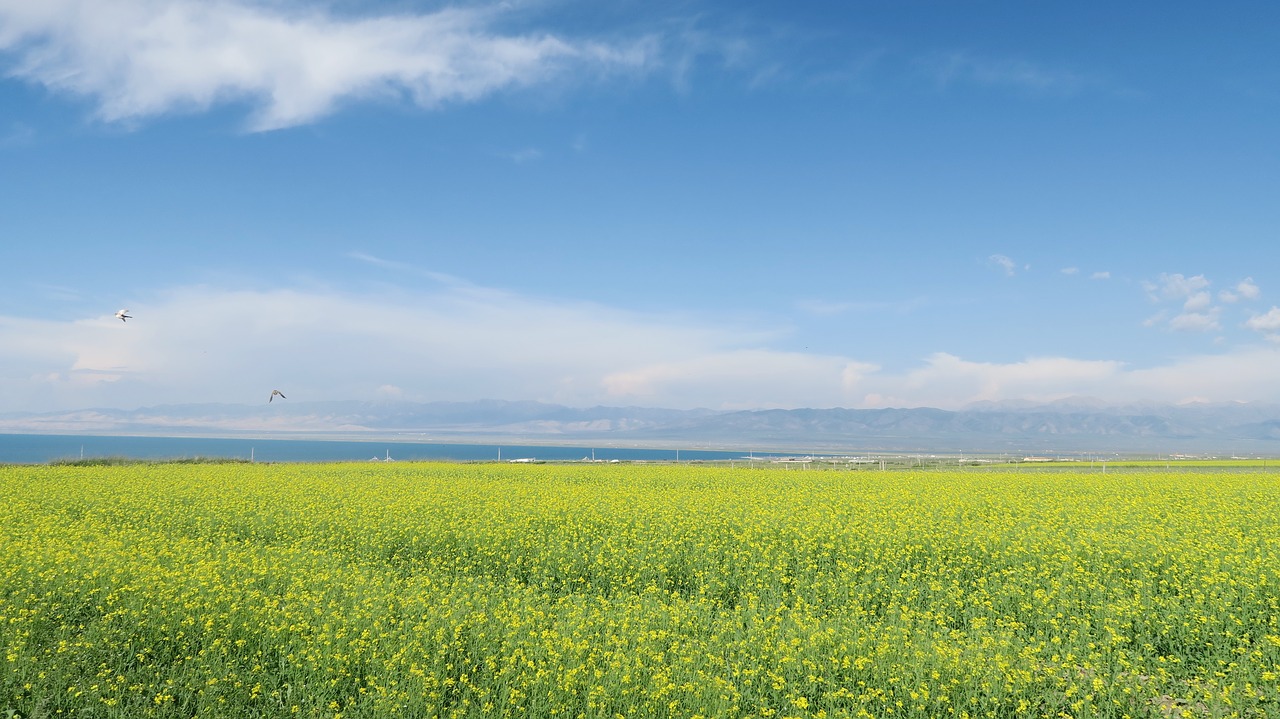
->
[3,398,1280,454]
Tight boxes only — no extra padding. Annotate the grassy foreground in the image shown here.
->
[2,463,1279,718]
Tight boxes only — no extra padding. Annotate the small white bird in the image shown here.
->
[269,389,287,402]
[114,309,132,322]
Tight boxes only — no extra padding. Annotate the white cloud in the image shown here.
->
[0,0,656,130]
[866,353,1123,408]
[1120,349,1280,403]
[841,361,880,390]
[988,254,1016,276]
[1168,311,1220,332]
[1220,277,1261,303]
[1061,267,1079,275]
[1246,307,1280,333]
[601,351,871,409]
[1147,273,1211,302]
[0,279,813,411]
[1142,273,1236,334]
[9,273,1280,414]
[858,348,1280,409]
[1237,278,1261,300]
[1183,291,1212,311]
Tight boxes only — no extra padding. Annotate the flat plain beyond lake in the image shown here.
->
[2,462,1278,718]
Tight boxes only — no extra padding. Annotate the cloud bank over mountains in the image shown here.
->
[7,269,1280,415]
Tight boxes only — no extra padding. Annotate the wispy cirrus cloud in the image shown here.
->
[346,251,465,286]
[0,0,658,131]
[921,51,1088,94]
[1063,267,1110,280]
[794,297,928,316]
[505,147,544,164]
[27,281,84,302]
[794,298,855,316]
[988,254,1018,276]
[0,121,36,148]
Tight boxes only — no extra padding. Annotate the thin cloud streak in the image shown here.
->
[922,51,1088,94]
[794,297,927,316]
[347,251,467,286]
[0,0,658,130]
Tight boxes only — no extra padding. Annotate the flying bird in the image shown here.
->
[269,390,287,403]
[114,309,132,322]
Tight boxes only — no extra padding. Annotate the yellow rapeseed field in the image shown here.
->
[2,462,1278,718]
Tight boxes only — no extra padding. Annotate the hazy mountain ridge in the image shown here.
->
[3,399,1280,453]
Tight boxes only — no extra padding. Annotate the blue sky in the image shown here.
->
[2,0,1279,413]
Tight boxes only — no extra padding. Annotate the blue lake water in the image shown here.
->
[0,433,781,465]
